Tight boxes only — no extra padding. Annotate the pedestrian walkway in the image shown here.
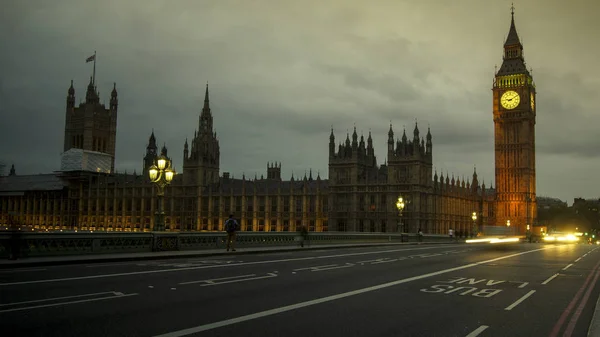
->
[0,241,451,269]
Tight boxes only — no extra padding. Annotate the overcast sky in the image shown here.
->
[1,0,599,204]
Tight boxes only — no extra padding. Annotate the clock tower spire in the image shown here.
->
[492,5,537,234]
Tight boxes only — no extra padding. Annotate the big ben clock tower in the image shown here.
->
[493,6,536,234]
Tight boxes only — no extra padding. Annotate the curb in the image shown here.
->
[0,241,457,269]
[588,293,600,337]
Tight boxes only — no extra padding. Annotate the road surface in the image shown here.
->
[1,243,599,336]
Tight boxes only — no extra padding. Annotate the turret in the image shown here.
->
[267,162,282,181]
[471,166,479,194]
[387,123,394,155]
[413,121,420,153]
[110,82,118,111]
[359,133,365,151]
[67,80,75,109]
[367,131,374,156]
[183,138,189,160]
[426,127,432,155]
[329,127,335,158]
[161,143,168,157]
[143,131,158,176]
[85,76,99,104]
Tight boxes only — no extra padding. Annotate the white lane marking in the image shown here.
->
[505,281,528,288]
[563,264,573,271]
[180,273,278,287]
[575,258,582,262]
[357,258,397,265]
[0,293,138,313]
[293,264,338,271]
[180,274,257,285]
[372,259,398,264]
[152,247,549,337]
[0,268,47,273]
[199,273,278,287]
[542,273,559,285]
[0,245,467,287]
[465,325,489,337]
[0,291,122,307]
[310,264,354,272]
[86,262,144,268]
[504,290,536,311]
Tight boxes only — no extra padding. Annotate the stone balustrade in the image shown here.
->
[0,230,453,260]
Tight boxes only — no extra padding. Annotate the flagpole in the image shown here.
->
[92,50,97,85]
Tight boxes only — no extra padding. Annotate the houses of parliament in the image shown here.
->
[0,10,536,235]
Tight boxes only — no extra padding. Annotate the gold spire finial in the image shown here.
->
[511,3,515,16]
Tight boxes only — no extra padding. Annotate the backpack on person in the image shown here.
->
[225,219,237,233]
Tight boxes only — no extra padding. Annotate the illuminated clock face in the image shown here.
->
[500,90,521,110]
[530,93,535,110]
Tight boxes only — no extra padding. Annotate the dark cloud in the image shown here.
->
[0,0,598,203]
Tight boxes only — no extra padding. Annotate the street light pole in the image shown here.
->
[506,219,511,236]
[526,194,531,238]
[471,212,478,238]
[396,196,405,233]
[148,155,175,231]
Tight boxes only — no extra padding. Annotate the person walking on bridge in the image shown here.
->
[224,214,239,252]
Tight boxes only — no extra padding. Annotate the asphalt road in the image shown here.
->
[1,243,599,337]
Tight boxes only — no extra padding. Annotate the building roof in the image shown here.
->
[0,174,68,193]
[496,58,529,76]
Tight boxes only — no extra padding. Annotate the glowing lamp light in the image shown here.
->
[148,165,159,181]
[165,168,175,182]
[396,197,405,211]
[157,157,167,170]
[472,212,477,221]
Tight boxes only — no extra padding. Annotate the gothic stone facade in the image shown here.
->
[327,124,495,235]
[492,11,537,234]
[0,86,493,234]
[63,78,118,172]
[1,12,545,234]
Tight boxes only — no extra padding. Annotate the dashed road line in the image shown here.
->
[465,325,489,337]
[542,273,559,285]
[505,290,536,311]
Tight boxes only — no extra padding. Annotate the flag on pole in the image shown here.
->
[86,54,96,63]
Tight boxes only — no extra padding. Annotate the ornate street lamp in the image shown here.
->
[396,196,405,233]
[471,212,478,238]
[148,155,175,231]
[526,194,531,236]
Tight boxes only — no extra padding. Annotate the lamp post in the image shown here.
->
[526,194,531,237]
[396,196,405,233]
[148,155,175,231]
[506,219,511,235]
[471,212,478,238]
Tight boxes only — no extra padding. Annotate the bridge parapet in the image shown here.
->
[0,231,452,259]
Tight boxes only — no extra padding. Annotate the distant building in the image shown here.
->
[63,78,118,172]
[537,197,568,210]
[0,80,495,233]
[572,198,600,212]
[1,8,540,234]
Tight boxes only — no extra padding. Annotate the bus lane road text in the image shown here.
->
[419,276,531,299]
